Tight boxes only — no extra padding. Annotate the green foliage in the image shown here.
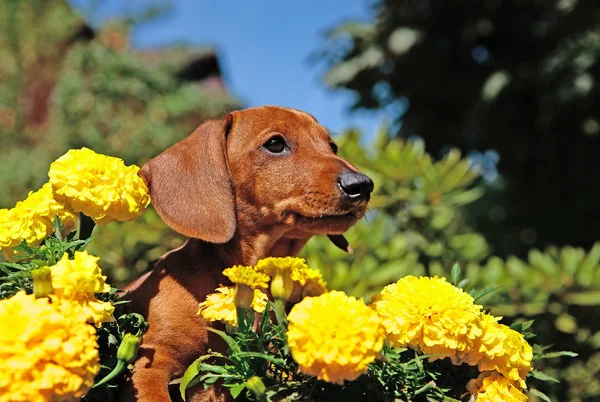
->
[304,129,599,401]
[180,301,464,402]
[0,218,149,402]
[180,274,564,402]
[303,129,488,299]
[51,40,237,165]
[0,218,90,298]
[180,301,303,401]
[317,0,600,258]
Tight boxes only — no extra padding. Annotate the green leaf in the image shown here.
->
[472,286,500,302]
[179,355,214,400]
[414,380,436,395]
[205,327,242,355]
[197,363,230,375]
[52,216,63,241]
[528,388,552,402]
[450,263,460,286]
[535,351,578,359]
[227,383,246,399]
[235,352,286,366]
[529,369,560,383]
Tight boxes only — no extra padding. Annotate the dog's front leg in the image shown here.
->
[118,348,178,402]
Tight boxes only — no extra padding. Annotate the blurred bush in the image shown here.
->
[303,129,600,401]
[0,0,239,284]
[304,128,489,300]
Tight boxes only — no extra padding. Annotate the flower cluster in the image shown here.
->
[197,262,535,395]
[286,291,386,384]
[0,147,150,259]
[48,147,150,225]
[371,275,533,396]
[199,257,328,322]
[0,147,151,401]
[0,291,99,402]
[198,257,328,323]
[0,183,77,259]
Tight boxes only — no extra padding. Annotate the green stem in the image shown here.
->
[78,213,96,240]
[93,360,127,388]
[236,306,250,333]
[273,299,287,327]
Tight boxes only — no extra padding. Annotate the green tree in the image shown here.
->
[317,0,600,258]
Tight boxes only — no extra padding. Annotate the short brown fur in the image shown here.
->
[118,106,371,402]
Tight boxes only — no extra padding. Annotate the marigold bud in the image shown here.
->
[31,267,54,298]
[246,376,266,399]
[233,284,254,308]
[270,271,294,301]
[117,333,140,364]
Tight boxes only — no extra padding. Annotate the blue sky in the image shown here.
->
[69,0,388,137]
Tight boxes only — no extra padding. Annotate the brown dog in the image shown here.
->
[118,106,373,401]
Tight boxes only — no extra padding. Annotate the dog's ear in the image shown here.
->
[139,115,236,243]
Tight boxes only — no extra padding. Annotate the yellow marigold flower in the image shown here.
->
[48,147,150,225]
[298,266,327,295]
[256,257,327,300]
[0,291,99,402]
[49,251,114,326]
[460,314,532,388]
[0,183,77,259]
[466,371,528,401]
[197,286,268,326]
[255,257,313,285]
[371,276,483,362]
[289,268,328,302]
[223,265,270,289]
[286,291,386,384]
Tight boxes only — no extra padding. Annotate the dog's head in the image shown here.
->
[140,106,373,249]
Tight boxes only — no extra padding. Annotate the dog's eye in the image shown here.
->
[263,136,288,154]
[329,142,338,154]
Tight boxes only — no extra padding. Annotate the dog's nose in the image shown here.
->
[338,172,374,201]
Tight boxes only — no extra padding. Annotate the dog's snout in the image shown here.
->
[338,172,374,201]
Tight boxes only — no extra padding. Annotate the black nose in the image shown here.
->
[338,172,374,201]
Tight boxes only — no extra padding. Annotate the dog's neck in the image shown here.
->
[187,231,310,272]
[184,199,312,272]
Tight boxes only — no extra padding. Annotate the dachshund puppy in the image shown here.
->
[118,106,373,401]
